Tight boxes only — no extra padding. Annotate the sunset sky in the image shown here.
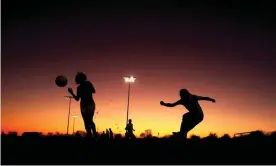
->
[2,1,276,137]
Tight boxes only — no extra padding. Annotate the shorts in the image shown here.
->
[181,112,204,131]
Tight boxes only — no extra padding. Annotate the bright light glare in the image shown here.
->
[124,76,136,83]
[72,115,78,118]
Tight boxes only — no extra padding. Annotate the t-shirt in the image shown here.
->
[77,81,95,107]
[179,95,203,116]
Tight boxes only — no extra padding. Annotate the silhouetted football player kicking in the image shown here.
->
[160,89,216,139]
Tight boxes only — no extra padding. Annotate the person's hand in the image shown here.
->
[211,99,216,103]
[160,101,165,106]
[68,88,73,94]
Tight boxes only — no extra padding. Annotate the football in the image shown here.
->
[55,75,68,87]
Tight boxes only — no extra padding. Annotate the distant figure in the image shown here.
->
[106,129,110,138]
[68,72,98,138]
[109,128,113,139]
[125,119,136,139]
[160,89,216,139]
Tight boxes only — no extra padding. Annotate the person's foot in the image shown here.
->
[86,132,93,139]
[172,132,180,136]
[172,132,187,140]
[93,133,99,138]
[93,133,99,142]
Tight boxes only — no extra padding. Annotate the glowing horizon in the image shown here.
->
[2,73,276,138]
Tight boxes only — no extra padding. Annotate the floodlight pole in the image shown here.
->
[72,116,78,134]
[65,96,73,135]
[126,82,131,126]
[123,76,136,127]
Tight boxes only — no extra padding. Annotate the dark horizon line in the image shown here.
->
[2,129,276,137]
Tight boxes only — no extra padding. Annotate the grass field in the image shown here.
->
[1,132,276,164]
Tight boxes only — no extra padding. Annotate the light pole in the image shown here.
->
[64,96,73,135]
[123,76,136,127]
[71,115,78,135]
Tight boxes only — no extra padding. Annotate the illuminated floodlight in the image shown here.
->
[124,76,136,83]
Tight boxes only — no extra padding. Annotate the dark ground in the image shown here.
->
[1,133,276,165]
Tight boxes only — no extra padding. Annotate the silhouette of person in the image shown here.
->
[160,89,216,139]
[68,72,98,138]
[109,128,113,139]
[125,119,136,139]
[101,131,105,138]
[106,129,109,137]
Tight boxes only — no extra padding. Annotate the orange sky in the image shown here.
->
[2,55,276,137]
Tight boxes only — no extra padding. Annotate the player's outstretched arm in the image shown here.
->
[195,95,216,103]
[160,100,181,107]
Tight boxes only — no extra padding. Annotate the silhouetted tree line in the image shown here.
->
[2,130,276,140]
